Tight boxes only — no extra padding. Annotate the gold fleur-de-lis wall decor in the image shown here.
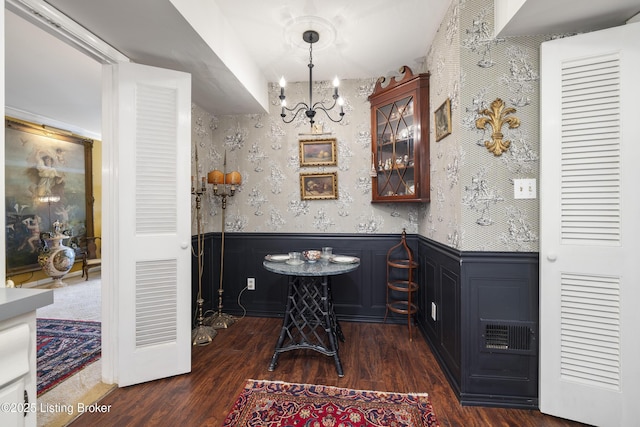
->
[475,98,521,156]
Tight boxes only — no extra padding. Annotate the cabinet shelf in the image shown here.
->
[369,66,430,203]
[377,138,414,147]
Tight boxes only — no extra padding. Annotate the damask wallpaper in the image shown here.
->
[423,0,551,252]
[191,0,559,253]
[191,76,423,237]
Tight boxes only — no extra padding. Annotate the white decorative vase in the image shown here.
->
[38,232,76,288]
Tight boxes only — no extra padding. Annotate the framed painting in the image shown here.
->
[434,98,452,142]
[300,172,338,200]
[5,117,94,274]
[299,138,337,167]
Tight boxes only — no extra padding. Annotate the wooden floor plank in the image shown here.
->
[70,317,587,426]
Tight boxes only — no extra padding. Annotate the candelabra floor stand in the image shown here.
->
[203,199,236,329]
[192,298,217,346]
[207,311,236,329]
[191,179,216,346]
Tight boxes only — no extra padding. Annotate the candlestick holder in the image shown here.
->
[204,152,242,329]
[191,170,217,346]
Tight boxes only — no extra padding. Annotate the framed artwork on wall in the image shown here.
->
[300,172,338,200]
[299,138,337,167]
[434,98,452,142]
[4,117,94,273]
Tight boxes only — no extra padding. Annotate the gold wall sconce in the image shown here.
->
[475,98,520,156]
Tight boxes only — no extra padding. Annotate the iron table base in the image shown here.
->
[268,275,345,377]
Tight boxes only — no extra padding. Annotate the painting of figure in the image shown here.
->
[5,118,92,273]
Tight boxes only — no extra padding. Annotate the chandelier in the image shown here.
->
[279,30,345,126]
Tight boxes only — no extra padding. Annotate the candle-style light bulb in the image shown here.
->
[279,77,287,117]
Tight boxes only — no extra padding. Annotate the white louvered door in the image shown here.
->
[540,23,640,426]
[103,62,192,387]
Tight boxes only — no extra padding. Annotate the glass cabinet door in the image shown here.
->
[374,95,415,198]
[369,66,429,203]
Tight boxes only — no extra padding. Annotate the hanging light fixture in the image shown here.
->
[279,30,345,126]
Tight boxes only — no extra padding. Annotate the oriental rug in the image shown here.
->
[222,379,440,427]
[36,318,101,396]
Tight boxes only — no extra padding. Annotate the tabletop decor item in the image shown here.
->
[329,255,360,264]
[285,252,303,266]
[302,250,322,263]
[264,254,290,263]
[321,246,333,259]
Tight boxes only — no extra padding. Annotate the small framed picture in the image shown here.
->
[434,98,452,142]
[299,138,337,167]
[300,172,338,200]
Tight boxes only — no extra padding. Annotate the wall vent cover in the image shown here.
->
[480,320,536,355]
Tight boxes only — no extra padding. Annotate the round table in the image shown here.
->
[263,258,360,377]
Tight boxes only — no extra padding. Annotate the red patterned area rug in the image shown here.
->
[222,379,440,427]
[36,318,101,396]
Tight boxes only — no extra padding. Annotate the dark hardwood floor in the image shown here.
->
[71,317,587,426]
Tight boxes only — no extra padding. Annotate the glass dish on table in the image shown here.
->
[264,254,290,262]
[329,255,360,264]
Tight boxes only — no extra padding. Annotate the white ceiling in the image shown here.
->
[5,0,640,139]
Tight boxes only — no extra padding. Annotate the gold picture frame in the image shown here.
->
[299,138,337,167]
[300,172,338,200]
[5,117,94,273]
[434,98,452,142]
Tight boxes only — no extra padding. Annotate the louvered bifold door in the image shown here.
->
[107,62,192,387]
[540,22,640,427]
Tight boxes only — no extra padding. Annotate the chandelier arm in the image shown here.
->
[316,107,345,123]
[281,101,310,114]
[311,98,338,111]
[312,99,345,123]
[281,105,310,124]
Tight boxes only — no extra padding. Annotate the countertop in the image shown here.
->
[263,257,360,277]
[0,288,54,323]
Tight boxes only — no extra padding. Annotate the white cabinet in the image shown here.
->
[0,289,53,427]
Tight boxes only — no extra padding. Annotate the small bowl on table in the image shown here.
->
[302,250,322,263]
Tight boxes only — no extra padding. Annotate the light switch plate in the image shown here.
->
[514,178,536,199]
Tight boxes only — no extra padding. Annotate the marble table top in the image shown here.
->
[263,257,360,277]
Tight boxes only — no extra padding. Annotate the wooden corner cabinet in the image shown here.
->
[369,66,430,202]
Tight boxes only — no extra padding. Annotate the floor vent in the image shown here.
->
[480,320,537,355]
